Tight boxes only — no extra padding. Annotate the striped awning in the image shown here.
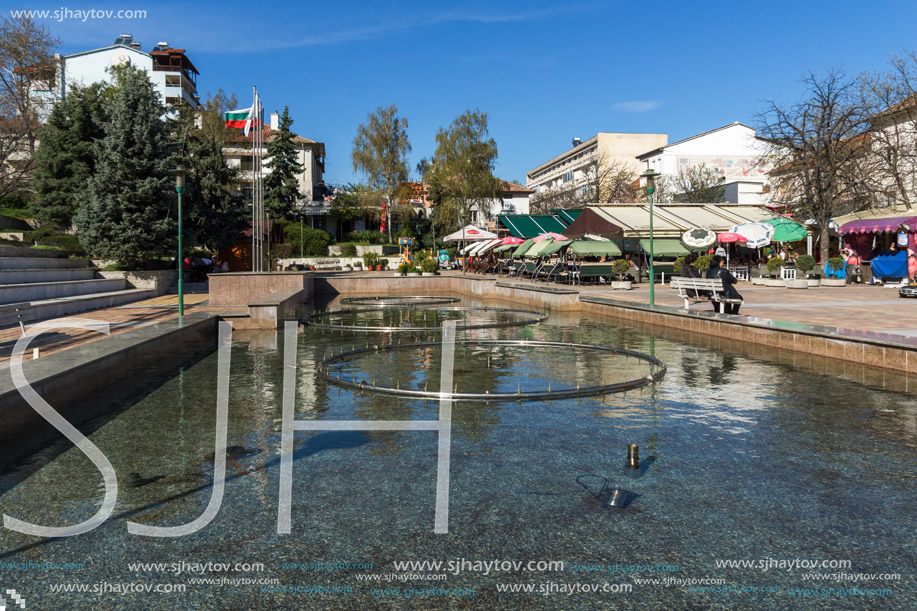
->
[498,214,569,238]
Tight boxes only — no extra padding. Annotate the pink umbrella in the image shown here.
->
[717,232,748,243]
[533,232,567,243]
[499,236,526,245]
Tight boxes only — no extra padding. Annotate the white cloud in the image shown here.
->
[611,100,663,113]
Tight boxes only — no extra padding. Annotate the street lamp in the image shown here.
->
[641,166,661,306]
[460,214,466,276]
[175,164,185,319]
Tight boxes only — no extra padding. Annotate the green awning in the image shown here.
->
[498,214,569,238]
[638,238,690,257]
[551,209,582,224]
[512,239,535,257]
[569,241,622,256]
[542,239,571,255]
[525,239,555,257]
[494,243,515,252]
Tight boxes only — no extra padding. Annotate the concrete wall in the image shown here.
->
[0,316,217,464]
[209,272,314,306]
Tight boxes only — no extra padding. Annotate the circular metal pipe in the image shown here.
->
[317,339,666,401]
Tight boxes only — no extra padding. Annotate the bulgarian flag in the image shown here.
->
[225,106,255,136]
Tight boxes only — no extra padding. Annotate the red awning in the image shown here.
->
[839,216,917,234]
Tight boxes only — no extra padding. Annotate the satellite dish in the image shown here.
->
[111,50,131,66]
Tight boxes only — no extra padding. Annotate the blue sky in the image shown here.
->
[18,0,917,186]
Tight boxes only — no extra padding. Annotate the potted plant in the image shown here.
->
[353,261,362,271]
[379,258,389,271]
[406,265,421,277]
[823,257,846,286]
[765,257,785,286]
[397,261,411,276]
[362,251,379,270]
[695,254,712,274]
[796,254,819,287]
[420,257,438,276]
[611,259,632,290]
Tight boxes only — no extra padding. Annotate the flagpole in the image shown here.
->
[251,86,257,272]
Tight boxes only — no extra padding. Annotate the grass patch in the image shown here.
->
[0,206,32,220]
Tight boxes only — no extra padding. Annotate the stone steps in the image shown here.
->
[0,256,92,270]
[0,268,98,284]
[21,288,158,321]
[0,278,127,305]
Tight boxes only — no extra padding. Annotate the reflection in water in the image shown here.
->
[0,298,914,609]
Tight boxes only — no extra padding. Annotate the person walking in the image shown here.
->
[845,249,861,284]
[705,255,743,314]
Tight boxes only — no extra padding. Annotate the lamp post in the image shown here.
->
[175,164,185,319]
[641,167,661,306]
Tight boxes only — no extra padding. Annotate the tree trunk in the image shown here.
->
[820,226,830,263]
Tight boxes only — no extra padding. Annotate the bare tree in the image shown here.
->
[757,69,875,260]
[581,151,639,203]
[860,50,917,209]
[653,163,725,203]
[0,14,60,197]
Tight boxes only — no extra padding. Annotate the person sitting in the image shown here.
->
[908,248,917,283]
[705,255,743,314]
[681,253,705,298]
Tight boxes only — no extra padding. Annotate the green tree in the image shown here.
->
[170,105,245,250]
[423,109,500,229]
[263,106,303,220]
[74,64,174,267]
[31,83,109,228]
[351,104,411,242]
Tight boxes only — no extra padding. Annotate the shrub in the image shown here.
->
[420,257,438,273]
[673,256,685,274]
[767,257,784,274]
[397,261,412,274]
[362,251,379,267]
[353,261,362,269]
[695,254,712,272]
[272,243,293,259]
[796,254,816,273]
[611,259,630,279]
[341,243,357,257]
[344,230,386,244]
[379,258,389,269]
[283,224,331,256]
[827,257,845,271]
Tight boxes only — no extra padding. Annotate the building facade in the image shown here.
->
[223,111,329,227]
[526,132,668,198]
[636,122,771,204]
[34,34,200,118]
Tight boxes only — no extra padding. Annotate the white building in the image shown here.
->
[636,122,771,204]
[527,132,668,198]
[34,34,199,118]
[223,111,328,225]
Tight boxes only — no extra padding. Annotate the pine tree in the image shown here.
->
[263,106,303,219]
[171,105,245,250]
[31,83,108,228]
[74,64,174,267]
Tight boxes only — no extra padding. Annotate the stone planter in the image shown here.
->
[611,280,633,290]
[822,278,846,287]
[751,277,766,286]
[422,272,438,276]
[764,278,785,287]
[806,278,820,287]
[407,272,421,277]
[786,279,809,289]
[394,272,404,277]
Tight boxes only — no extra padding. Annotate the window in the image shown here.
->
[562,171,573,183]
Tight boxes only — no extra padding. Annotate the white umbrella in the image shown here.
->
[729,222,775,249]
[442,225,498,242]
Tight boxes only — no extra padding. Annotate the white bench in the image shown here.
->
[670,278,744,313]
